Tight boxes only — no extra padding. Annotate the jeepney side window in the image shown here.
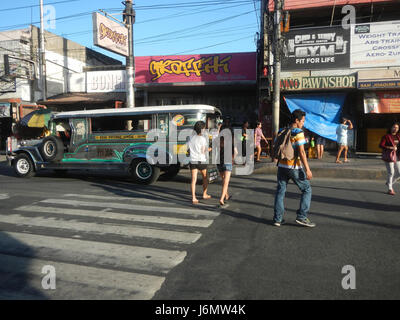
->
[71,118,87,146]
[129,115,152,132]
[91,115,152,133]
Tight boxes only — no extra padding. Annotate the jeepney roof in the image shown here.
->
[52,104,222,119]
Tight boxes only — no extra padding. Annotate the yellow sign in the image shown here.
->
[94,134,146,140]
[173,144,187,155]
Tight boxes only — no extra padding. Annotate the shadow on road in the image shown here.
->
[0,232,48,300]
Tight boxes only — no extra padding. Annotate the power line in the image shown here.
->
[0,0,80,13]
[173,35,252,54]
[135,11,254,42]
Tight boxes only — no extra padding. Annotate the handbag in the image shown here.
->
[382,149,397,162]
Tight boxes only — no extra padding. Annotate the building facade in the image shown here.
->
[0,25,122,150]
[259,0,400,152]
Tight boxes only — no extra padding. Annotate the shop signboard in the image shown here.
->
[134,52,256,84]
[87,70,126,93]
[93,12,129,57]
[358,68,400,89]
[281,26,350,71]
[280,75,356,91]
[351,20,400,68]
[364,91,400,114]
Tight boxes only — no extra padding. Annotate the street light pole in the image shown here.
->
[124,0,135,108]
[39,0,47,100]
[272,0,283,137]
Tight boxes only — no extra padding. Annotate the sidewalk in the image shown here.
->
[253,151,387,180]
[0,152,387,180]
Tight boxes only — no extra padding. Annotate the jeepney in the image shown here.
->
[6,105,222,184]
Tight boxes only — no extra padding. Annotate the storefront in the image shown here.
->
[135,52,257,125]
[357,68,400,152]
[259,19,400,152]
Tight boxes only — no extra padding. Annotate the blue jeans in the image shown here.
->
[273,167,312,222]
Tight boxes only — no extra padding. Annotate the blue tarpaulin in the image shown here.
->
[284,93,346,142]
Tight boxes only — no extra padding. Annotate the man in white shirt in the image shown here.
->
[187,121,211,204]
[335,117,353,164]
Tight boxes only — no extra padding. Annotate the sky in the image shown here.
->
[0,0,261,63]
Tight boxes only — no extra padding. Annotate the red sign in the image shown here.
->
[135,52,256,84]
[364,91,400,114]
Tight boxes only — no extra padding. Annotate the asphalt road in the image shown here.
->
[0,161,399,300]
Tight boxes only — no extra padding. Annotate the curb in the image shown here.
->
[252,163,386,180]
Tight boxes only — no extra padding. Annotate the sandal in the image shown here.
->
[203,194,212,200]
[192,199,199,204]
[335,160,342,164]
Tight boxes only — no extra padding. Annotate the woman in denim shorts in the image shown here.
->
[217,126,237,207]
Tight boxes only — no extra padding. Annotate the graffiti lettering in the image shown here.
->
[99,23,127,47]
[149,55,232,81]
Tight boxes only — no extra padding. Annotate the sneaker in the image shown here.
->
[295,218,316,228]
[273,219,286,227]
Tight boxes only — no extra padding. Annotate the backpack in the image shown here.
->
[272,128,295,161]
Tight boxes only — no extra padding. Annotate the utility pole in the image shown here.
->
[124,0,135,108]
[272,0,283,137]
[39,0,47,100]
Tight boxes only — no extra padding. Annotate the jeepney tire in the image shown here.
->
[130,159,160,185]
[13,154,35,178]
[40,136,64,162]
[161,164,180,180]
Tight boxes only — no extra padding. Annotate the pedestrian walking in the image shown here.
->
[187,121,212,204]
[379,122,400,195]
[335,117,353,163]
[316,134,326,159]
[254,121,269,162]
[217,124,237,207]
[273,109,316,228]
[241,120,249,157]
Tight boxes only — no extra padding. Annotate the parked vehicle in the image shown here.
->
[6,105,222,184]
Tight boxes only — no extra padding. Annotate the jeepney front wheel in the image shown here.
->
[129,159,160,185]
[13,154,35,178]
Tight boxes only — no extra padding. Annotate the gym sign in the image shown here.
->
[280,75,356,91]
[282,26,350,71]
[93,12,128,57]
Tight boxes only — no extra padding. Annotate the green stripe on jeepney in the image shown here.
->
[61,142,153,163]
[61,158,121,163]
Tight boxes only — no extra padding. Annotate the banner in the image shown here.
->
[282,26,350,71]
[351,20,400,68]
[364,91,400,114]
[135,52,256,84]
[284,93,346,141]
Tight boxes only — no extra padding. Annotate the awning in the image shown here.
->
[38,92,126,106]
[284,93,346,141]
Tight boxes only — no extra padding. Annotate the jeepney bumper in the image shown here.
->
[6,154,15,166]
